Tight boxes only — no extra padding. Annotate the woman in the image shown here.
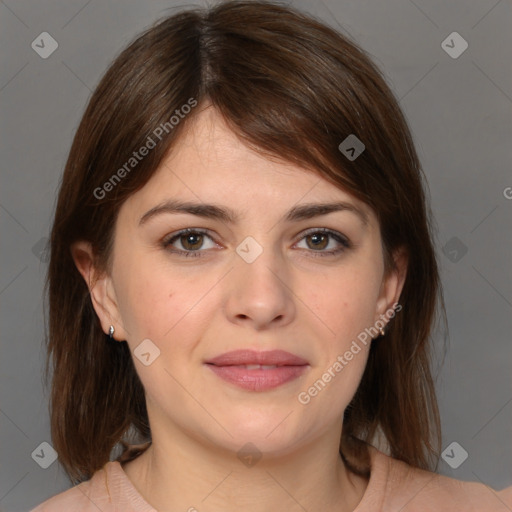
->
[31,1,512,510]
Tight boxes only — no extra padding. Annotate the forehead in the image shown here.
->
[163,105,316,183]
[119,106,375,225]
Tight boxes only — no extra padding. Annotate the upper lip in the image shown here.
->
[205,349,309,366]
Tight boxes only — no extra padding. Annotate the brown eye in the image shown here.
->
[295,229,351,257]
[162,229,217,257]
[305,232,329,250]
[180,232,204,251]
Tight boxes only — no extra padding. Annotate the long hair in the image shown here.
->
[45,0,445,484]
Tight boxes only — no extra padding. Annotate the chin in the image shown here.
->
[208,414,310,457]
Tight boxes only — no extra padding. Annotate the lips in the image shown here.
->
[206,349,309,367]
[205,350,309,391]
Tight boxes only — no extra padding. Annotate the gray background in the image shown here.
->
[1,0,511,510]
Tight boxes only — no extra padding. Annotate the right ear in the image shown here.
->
[70,241,127,341]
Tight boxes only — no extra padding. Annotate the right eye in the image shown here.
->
[162,228,219,257]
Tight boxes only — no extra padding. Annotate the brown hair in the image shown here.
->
[45,0,445,484]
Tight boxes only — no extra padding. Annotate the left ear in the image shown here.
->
[374,246,408,323]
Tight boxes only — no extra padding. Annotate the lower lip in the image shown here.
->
[206,364,309,391]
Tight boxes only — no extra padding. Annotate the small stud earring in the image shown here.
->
[379,326,386,337]
[108,325,115,339]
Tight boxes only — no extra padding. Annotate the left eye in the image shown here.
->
[162,228,350,257]
[295,229,350,255]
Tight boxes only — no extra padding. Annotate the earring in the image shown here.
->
[108,325,115,339]
[379,325,386,337]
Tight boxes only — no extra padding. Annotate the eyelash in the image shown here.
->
[161,228,351,258]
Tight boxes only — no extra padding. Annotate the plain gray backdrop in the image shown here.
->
[1,0,511,510]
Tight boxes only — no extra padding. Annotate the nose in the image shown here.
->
[224,244,296,331]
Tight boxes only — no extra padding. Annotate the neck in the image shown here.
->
[122,429,368,512]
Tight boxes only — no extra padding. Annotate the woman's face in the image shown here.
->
[80,106,406,456]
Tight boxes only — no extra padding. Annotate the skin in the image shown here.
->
[72,105,407,512]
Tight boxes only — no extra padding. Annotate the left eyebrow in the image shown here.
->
[138,199,369,227]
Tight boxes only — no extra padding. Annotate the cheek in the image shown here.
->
[303,285,375,414]
[309,266,382,347]
[115,268,169,340]
[313,265,382,406]
[113,258,216,351]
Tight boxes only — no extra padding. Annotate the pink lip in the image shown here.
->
[205,350,309,391]
[206,349,309,366]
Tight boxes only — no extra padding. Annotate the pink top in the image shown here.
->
[30,446,512,511]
